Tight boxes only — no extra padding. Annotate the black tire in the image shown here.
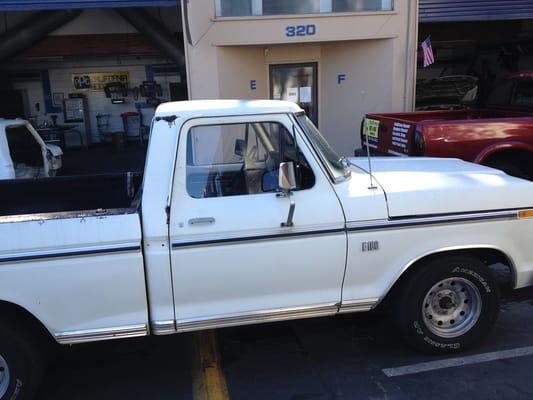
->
[393,255,500,354]
[0,324,45,400]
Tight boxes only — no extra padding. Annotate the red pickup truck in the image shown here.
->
[362,72,533,180]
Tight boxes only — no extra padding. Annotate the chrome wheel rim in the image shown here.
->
[422,277,482,339]
[0,354,10,398]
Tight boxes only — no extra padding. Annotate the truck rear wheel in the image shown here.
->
[0,324,44,400]
[393,255,500,354]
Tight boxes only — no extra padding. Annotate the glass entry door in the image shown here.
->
[270,63,318,125]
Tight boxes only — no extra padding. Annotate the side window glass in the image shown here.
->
[186,121,315,199]
[6,126,43,167]
[512,81,533,107]
[486,79,514,107]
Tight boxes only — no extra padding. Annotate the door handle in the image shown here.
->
[188,217,215,225]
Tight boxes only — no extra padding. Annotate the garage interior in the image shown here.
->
[0,1,185,176]
[416,1,533,110]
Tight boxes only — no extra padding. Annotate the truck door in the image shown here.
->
[169,114,346,331]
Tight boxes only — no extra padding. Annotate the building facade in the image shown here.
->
[182,0,418,154]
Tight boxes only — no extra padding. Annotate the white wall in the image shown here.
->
[320,39,394,153]
[184,0,418,154]
[214,40,396,154]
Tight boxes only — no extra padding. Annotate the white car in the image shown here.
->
[1,100,533,399]
[0,118,62,180]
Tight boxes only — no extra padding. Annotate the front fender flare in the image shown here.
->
[474,141,533,164]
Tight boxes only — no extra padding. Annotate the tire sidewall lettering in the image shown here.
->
[452,266,492,293]
[423,335,461,350]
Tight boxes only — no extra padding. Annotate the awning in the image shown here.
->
[419,0,533,23]
[0,0,179,11]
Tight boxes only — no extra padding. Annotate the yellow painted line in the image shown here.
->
[192,330,230,400]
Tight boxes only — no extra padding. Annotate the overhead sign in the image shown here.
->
[72,71,130,92]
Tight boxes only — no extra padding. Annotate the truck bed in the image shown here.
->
[363,107,533,162]
[366,108,533,124]
[0,172,143,217]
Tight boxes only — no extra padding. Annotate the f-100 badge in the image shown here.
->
[362,241,379,252]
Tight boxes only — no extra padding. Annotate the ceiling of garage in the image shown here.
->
[0,0,180,11]
[419,0,533,23]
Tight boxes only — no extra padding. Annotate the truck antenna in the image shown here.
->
[365,129,378,190]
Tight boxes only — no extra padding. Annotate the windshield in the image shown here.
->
[295,114,349,182]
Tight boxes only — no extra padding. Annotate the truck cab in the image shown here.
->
[0,119,63,180]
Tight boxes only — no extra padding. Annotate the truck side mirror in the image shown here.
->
[278,161,296,228]
[278,161,297,192]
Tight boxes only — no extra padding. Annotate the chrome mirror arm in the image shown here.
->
[280,191,295,227]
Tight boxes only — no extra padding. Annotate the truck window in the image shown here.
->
[487,79,514,107]
[6,125,43,167]
[186,122,314,198]
[512,81,533,107]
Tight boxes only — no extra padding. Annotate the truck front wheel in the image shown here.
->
[0,324,44,400]
[393,255,500,354]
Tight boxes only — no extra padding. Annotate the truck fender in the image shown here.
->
[379,245,517,308]
[474,141,533,164]
[0,298,56,343]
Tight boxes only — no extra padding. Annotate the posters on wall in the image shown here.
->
[299,86,312,103]
[71,71,130,92]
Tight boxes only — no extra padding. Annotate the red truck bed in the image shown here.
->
[361,73,533,180]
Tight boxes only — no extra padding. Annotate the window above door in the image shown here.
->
[215,0,394,18]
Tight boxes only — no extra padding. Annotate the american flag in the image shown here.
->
[422,36,435,67]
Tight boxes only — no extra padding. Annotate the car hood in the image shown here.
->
[347,157,533,217]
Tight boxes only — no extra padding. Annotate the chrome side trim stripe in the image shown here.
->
[347,210,518,233]
[338,298,379,314]
[172,209,523,249]
[0,242,141,264]
[151,320,177,335]
[55,323,148,344]
[176,303,338,332]
[172,227,345,249]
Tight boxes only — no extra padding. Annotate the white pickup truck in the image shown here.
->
[0,119,62,180]
[1,100,533,399]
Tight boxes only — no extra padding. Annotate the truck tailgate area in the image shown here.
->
[0,210,149,343]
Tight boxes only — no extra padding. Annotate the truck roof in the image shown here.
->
[0,118,28,129]
[155,100,303,119]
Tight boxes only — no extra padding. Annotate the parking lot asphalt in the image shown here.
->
[39,286,533,400]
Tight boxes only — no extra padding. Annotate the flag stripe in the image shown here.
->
[422,37,435,67]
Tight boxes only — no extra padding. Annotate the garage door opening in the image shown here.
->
[416,19,533,111]
[0,3,186,182]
